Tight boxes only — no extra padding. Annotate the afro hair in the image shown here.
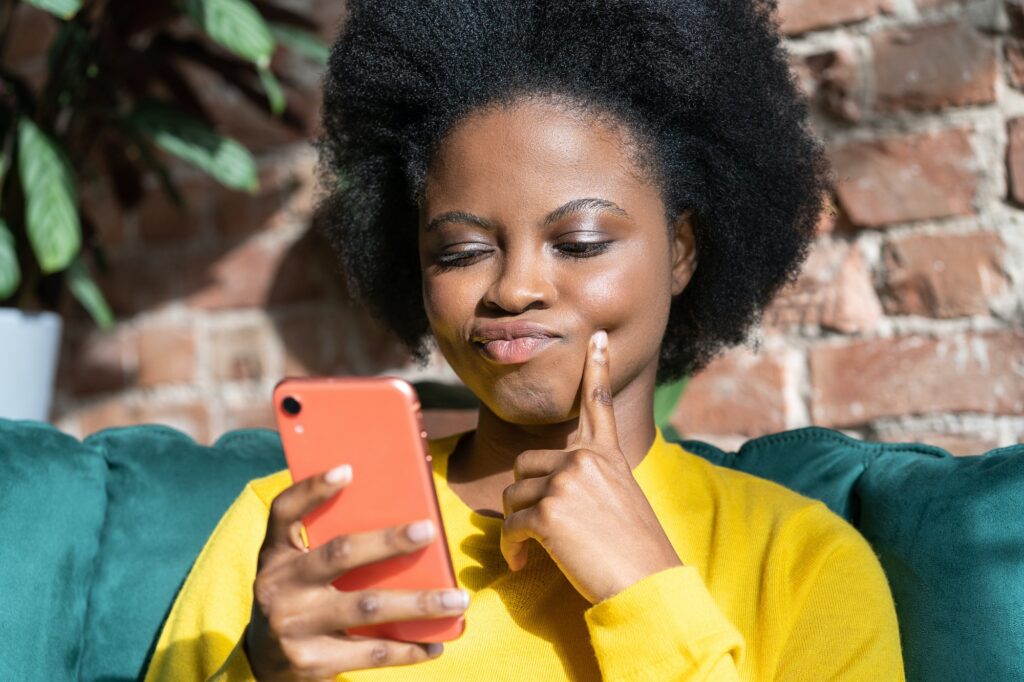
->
[314,0,832,384]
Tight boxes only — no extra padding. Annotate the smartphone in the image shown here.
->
[272,376,465,643]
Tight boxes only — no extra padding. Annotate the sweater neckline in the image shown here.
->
[428,426,671,525]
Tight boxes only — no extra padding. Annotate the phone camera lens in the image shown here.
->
[282,396,301,415]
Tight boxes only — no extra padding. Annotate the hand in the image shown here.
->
[246,467,470,681]
[499,329,684,605]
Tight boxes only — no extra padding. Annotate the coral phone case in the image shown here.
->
[272,376,465,643]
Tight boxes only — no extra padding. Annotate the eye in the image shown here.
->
[554,240,612,259]
[434,245,493,270]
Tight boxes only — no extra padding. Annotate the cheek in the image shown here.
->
[572,243,673,346]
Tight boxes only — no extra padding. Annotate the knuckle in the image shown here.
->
[369,642,391,666]
[252,575,278,612]
[591,384,613,406]
[281,639,315,670]
[534,497,559,531]
[355,591,382,617]
[416,590,435,614]
[324,535,353,566]
[548,471,574,496]
[267,609,299,638]
[568,449,594,471]
[268,495,292,522]
[384,525,405,551]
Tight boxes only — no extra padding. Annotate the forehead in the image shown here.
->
[420,97,662,219]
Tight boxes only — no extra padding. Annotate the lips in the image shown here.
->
[471,322,560,364]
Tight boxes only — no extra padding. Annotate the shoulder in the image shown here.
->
[664,441,874,562]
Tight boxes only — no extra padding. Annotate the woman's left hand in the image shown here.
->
[500,329,685,605]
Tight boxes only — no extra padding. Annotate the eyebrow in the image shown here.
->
[425,197,631,233]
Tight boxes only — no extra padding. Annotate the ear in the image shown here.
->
[669,210,697,296]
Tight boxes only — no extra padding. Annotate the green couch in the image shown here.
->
[2,416,1023,681]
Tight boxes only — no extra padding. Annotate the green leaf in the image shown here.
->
[17,118,81,273]
[0,220,21,300]
[25,0,81,20]
[128,101,258,192]
[257,65,285,117]
[183,0,275,68]
[67,256,114,329]
[653,376,689,430]
[269,24,329,66]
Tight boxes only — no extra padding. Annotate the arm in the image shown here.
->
[584,564,744,681]
[774,529,905,681]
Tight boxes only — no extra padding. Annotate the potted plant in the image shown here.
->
[0,0,328,420]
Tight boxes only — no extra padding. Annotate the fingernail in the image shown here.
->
[426,642,443,657]
[324,464,351,485]
[406,519,435,543]
[441,589,470,609]
[593,330,608,350]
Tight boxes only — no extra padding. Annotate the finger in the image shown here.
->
[295,519,438,585]
[501,476,549,517]
[501,507,546,572]
[266,464,353,551]
[297,586,469,635]
[280,634,444,677]
[574,329,618,449]
[512,449,565,481]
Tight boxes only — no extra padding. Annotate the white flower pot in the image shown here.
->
[0,309,63,421]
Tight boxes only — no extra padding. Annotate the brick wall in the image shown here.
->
[30,0,1024,453]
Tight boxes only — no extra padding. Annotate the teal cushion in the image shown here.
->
[77,425,285,682]
[0,418,107,682]
[674,426,1024,682]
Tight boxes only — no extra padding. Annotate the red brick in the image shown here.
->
[810,331,1024,427]
[212,157,314,236]
[764,239,883,333]
[208,323,267,381]
[222,404,278,432]
[881,232,1009,318]
[57,326,138,396]
[776,0,893,36]
[829,129,979,228]
[77,398,211,444]
[1005,118,1024,205]
[872,22,996,113]
[670,345,796,437]
[137,324,196,386]
[1006,40,1024,90]
[183,233,325,310]
[137,178,209,243]
[877,432,1001,456]
[93,249,179,317]
[277,307,334,377]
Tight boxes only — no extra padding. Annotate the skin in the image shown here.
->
[246,95,699,680]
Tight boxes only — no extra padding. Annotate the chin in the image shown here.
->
[470,368,578,425]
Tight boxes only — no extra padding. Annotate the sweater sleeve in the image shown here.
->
[143,482,267,682]
[584,564,744,681]
[774,518,906,681]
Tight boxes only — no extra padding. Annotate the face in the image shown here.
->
[418,96,696,425]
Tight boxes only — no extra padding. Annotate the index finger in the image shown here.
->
[265,464,352,551]
[573,329,619,449]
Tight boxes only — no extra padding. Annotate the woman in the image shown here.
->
[145,1,904,679]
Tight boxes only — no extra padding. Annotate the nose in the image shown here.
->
[482,244,555,314]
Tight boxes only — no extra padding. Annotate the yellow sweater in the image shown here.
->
[144,427,904,681]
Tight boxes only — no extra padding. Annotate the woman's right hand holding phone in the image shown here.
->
[245,465,469,681]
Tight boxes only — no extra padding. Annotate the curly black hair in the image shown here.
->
[314,0,831,384]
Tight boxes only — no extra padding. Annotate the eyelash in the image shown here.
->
[435,241,613,270]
